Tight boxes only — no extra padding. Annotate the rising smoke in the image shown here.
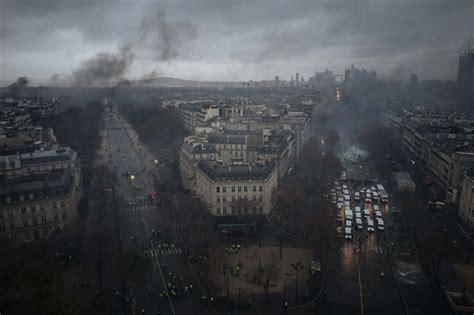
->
[8,76,31,98]
[71,10,198,87]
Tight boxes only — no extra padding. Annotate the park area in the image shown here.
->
[208,245,313,296]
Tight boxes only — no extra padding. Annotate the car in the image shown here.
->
[337,202,343,209]
[374,210,382,219]
[363,208,370,217]
[344,227,353,240]
[342,184,348,190]
[345,219,353,227]
[337,197,343,202]
[355,206,361,213]
[372,193,379,202]
[355,212,362,219]
[344,195,351,201]
[373,205,379,212]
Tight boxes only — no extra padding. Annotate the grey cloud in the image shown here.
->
[1,0,473,81]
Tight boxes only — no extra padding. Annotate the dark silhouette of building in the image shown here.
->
[409,73,418,85]
[457,49,474,109]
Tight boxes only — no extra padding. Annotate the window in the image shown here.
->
[232,186,235,192]
[231,207,236,214]
[258,206,263,214]
[62,212,67,221]
[216,207,221,215]
[238,207,242,214]
[258,195,263,201]
[41,215,46,224]
[253,195,257,201]
[54,213,59,222]
[21,207,26,214]
[223,187,226,193]
[252,206,257,214]
[9,221,15,230]
[238,195,242,201]
[216,187,220,193]
[223,207,227,215]
[24,231,30,240]
[40,205,45,211]
[10,234,16,242]
[0,223,4,232]
[42,228,48,237]
[244,186,248,192]
[61,201,66,208]
[31,206,36,213]
[244,195,248,201]
[253,186,257,192]
[53,202,57,209]
[216,196,221,204]
[259,185,263,192]
[232,196,235,202]
[32,217,38,226]
[238,186,241,192]
[23,218,28,227]
[223,196,227,203]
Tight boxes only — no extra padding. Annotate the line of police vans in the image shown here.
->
[332,182,388,240]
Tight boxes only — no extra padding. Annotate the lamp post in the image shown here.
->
[291,262,304,305]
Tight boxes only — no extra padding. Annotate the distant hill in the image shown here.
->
[135,77,242,89]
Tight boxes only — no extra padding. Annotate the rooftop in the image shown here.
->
[197,160,275,181]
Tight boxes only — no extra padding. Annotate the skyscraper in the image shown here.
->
[295,72,299,83]
[457,49,474,108]
[409,73,418,84]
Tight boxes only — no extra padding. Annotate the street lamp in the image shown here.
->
[290,262,304,305]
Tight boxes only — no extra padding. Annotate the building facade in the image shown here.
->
[195,161,277,217]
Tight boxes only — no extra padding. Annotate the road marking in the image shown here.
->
[356,250,365,315]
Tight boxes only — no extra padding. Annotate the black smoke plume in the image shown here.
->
[8,76,30,98]
[71,10,198,87]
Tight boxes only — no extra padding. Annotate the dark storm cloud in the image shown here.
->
[1,0,473,81]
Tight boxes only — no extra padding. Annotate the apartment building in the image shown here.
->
[195,160,277,217]
[0,169,81,242]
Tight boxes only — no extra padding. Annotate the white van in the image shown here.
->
[376,218,385,231]
[366,219,375,232]
[344,227,352,240]
[355,218,363,230]
[372,193,379,202]
[354,192,360,201]
[345,209,353,220]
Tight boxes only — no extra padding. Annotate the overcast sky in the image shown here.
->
[1,0,473,83]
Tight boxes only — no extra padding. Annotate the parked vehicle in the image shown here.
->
[355,218,363,230]
[376,218,385,231]
[344,227,353,240]
[366,219,375,232]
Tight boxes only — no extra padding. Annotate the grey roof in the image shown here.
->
[0,170,75,205]
[197,160,275,181]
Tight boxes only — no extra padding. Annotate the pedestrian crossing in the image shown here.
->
[142,247,182,258]
[124,205,155,212]
[125,194,149,205]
